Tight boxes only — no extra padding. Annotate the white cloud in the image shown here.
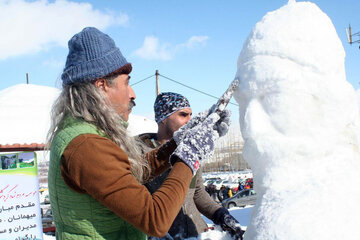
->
[0,0,129,60]
[177,36,209,49]
[132,35,209,61]
[132,36,173,61]
[42,57,64,68]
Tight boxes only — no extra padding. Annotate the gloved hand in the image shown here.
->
[173,108,212,140]
[170,112,221,174]
[175,106,231,141]
[212,207,244,240]
[214,109,231,137]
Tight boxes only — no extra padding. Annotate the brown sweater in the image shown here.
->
[60,133,193,237]
[141,133,221,239]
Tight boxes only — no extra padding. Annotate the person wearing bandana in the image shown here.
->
[140,92,244,240]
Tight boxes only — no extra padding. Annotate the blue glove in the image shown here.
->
[171,112,221,174]
[212,207,244,240]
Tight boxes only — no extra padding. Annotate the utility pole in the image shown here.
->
[155,70,160,96]
[26,73,29,84]
[346,24,360,49]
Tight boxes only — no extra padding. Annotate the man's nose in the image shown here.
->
[129,86,136,99]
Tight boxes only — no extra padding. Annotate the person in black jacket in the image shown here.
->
[140,92,244,240]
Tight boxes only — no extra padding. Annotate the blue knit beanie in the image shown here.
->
[154,92,191,123]
[61,27,130,85]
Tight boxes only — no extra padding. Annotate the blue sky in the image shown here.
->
[1,0,359,121]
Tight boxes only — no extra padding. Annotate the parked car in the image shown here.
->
[42,208,56,236]
[203,177,221,187]
[221,189,257,209]
[224,180,240,190]
[213,179,230,190]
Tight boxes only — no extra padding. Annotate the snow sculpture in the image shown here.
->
[234,1,360,239]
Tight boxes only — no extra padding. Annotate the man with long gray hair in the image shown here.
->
[47,27,231,239]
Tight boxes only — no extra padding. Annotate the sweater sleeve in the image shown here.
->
[144,138,176,179]
[193,168,221,220]
[60,134,192,237]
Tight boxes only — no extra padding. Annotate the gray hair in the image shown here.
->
[46,78,150,183]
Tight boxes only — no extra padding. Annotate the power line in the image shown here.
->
[130,74,155,86]
[130,71,239,107]
[159,73,239,107]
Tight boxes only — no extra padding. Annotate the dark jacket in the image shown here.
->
[140,133,222,240]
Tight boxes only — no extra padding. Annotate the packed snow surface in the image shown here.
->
[195,225,234,240]
[0,84,60,145]
[234,0,360,239]
[0,84,157,144]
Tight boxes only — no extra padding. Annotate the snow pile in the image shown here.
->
[0,84,60,145]
[195,225,234,240]
[127,114,157,136]
[357,89,360,110]
[0,84,157,145]
[234,1,360,239]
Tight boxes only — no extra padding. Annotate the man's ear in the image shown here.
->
[94,78,108,90]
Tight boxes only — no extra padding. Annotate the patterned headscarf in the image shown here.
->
[154,92,191,123]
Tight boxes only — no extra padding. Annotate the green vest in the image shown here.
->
[48,118,147,240]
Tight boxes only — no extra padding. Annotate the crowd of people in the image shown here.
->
[205,178,254,203]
